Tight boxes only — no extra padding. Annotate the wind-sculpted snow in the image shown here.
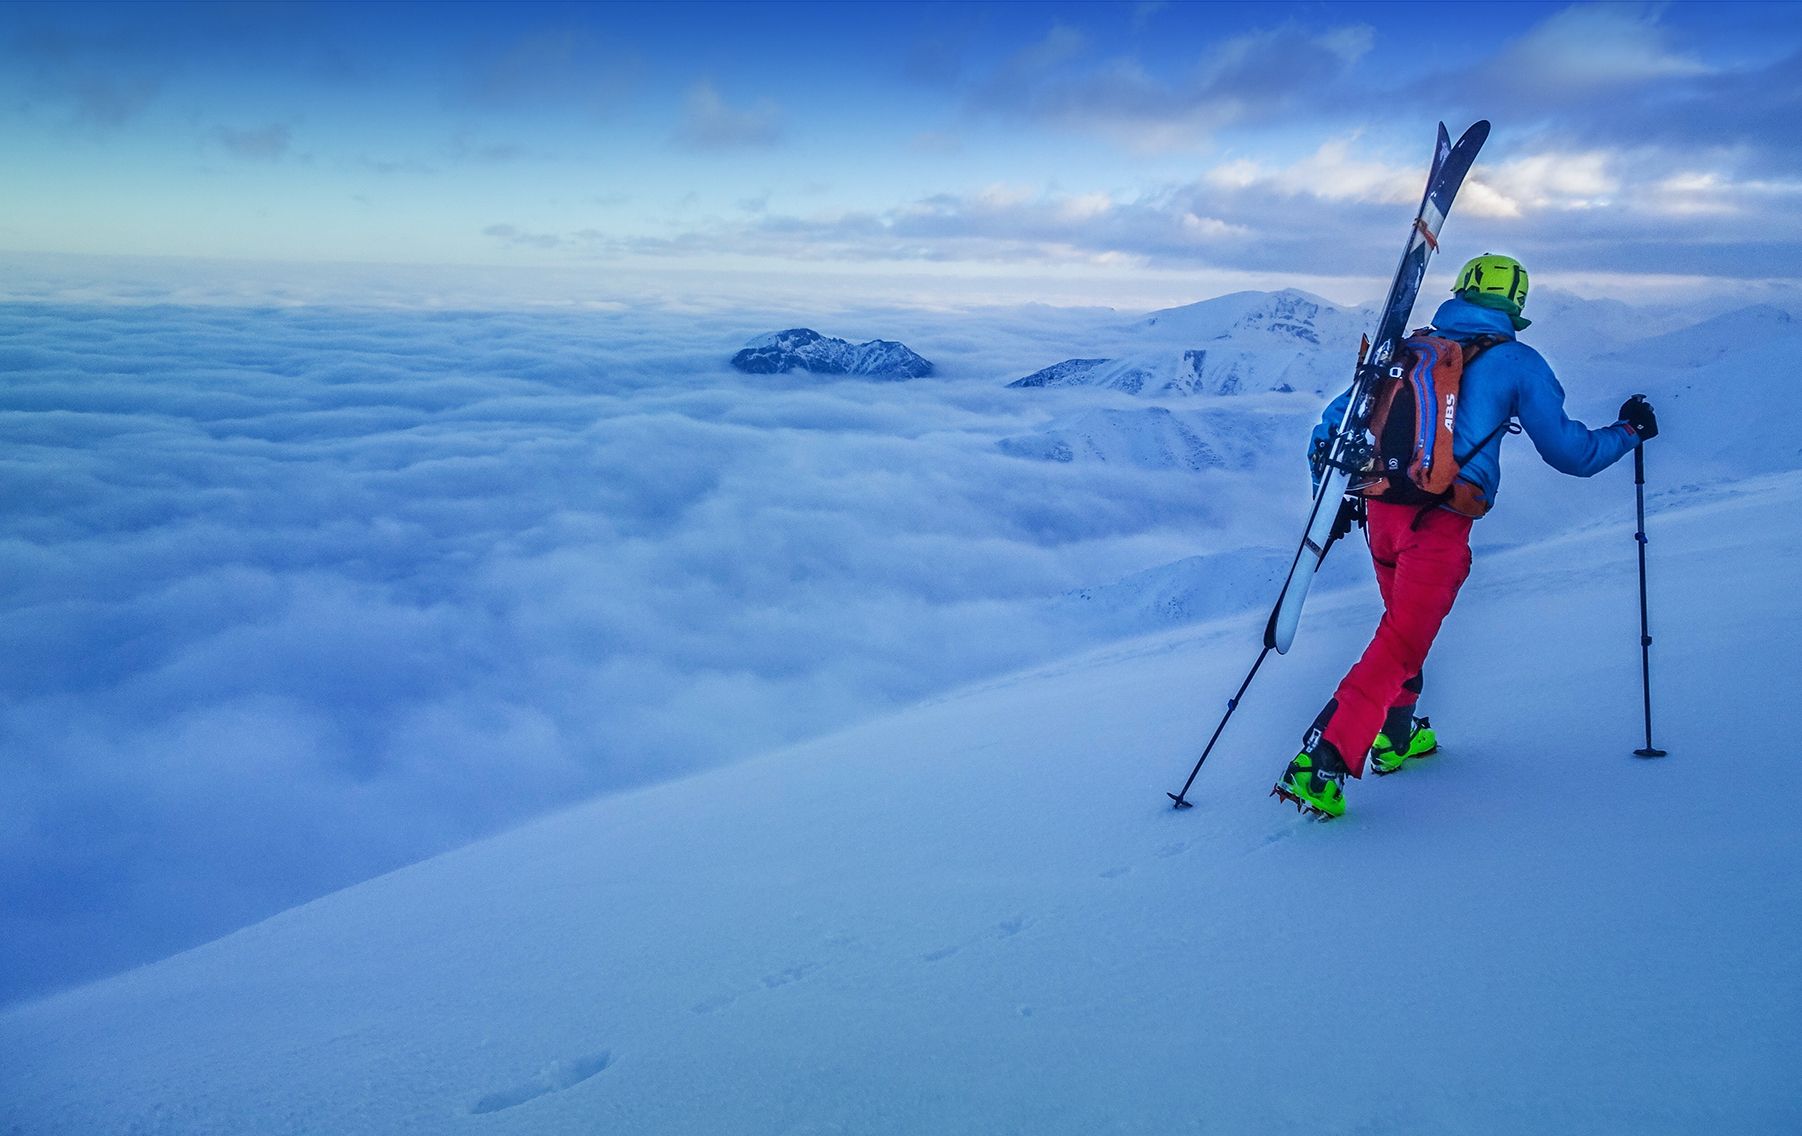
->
[730,327,934,378]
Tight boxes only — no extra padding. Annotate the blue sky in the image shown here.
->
[5,0,1802,306]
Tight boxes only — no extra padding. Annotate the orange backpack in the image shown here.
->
[1359,331,1509,516]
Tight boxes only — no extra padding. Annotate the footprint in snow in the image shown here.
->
[469,1051,612,1115]
[761,961,825,988]
[1100,865,1132,879]
[690,992,738,1015]
[1155,840,1190,859]
[925,916,1031,962]
[1250,827,1301,853]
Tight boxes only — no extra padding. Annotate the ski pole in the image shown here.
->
[1168,645,1272,809]
[1631,443,1666,758]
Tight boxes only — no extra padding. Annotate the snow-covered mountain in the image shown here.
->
[1600,303,1796,369]
[1129,288,1372,347]
[731,328,934,378]
[998,287,1776,401]
[1007,290,1368,397]
[1007,347,1327,397]
[1509,288,1675,366]
[1562,302,1802,481]
[4,469,1797,1133]
[994,289,1801,497]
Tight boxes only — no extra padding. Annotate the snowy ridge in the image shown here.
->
[1008,290,1369,397]
[4,470,1797,1134]
[1131,288,1370,346]
[1007,347,1328,397]
[730,328,934,378]
[1600,303,1797,369]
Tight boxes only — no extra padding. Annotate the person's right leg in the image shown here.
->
[1371,673,1438,775]
[1318,503,1472,777]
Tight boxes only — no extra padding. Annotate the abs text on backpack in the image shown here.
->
[1358,330,1508,517]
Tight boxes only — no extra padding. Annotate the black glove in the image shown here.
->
[1308,435,1330,489]
[1328,494,1366,545]
[1619,395,1658,441]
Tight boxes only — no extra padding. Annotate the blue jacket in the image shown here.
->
[1311,296,1639,513]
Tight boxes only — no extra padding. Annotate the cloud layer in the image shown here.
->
[0,294,1300,1005]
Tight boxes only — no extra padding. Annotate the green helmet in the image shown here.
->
[1453,254,1530,328]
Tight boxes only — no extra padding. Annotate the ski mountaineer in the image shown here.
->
[1272,254,1661,819]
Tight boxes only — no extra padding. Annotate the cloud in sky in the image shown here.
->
[1494,3,1713,92]
[484,128,1802,290]
[962,18,1375,150]
[673,81,783,150]
[456,24,640,116]
[6,17,167,131]
[214,122,293,161]
[2,2,1801,300]
[1421,6,1801,175]
[483,222,565,249]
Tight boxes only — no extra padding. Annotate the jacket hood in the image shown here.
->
[1430,296,1521,339]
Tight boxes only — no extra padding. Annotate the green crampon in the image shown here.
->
[1370,718,1439,776]
[1271,750,1347,819]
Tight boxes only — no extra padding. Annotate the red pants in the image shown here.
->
[1323,500,1473,777]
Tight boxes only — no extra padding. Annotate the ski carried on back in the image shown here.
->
[1265,120,1490,653]
[1168,120,1489,810]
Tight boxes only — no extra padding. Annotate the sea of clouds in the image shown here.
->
[8,252,1788,1008]
[0,281,1322,1006]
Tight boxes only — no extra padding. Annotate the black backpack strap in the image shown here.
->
[1454,419,1522,467]
[1435,328,1517,467]
[1461,332,1506,361]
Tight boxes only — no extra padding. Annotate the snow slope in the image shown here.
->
[4,469,1798,1135]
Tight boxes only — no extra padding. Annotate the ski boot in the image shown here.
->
[1370,716,1438,776]
[1271,740,1349,820]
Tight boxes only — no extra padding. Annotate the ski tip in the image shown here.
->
[1463,120,1492,144]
